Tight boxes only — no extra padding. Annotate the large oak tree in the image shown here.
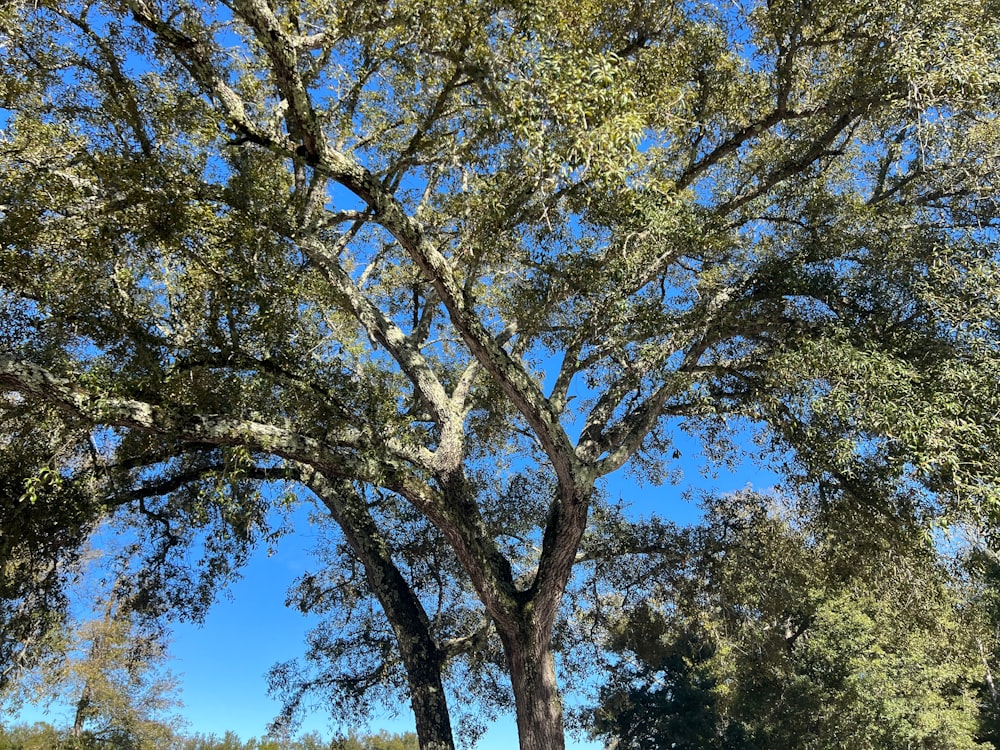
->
[2,0,1000,747]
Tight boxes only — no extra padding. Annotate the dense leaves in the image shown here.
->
[0,725,418,750]
[588,492,992,749]
[0,407,102,695]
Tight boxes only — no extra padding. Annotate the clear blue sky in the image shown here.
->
[13,426,774,748]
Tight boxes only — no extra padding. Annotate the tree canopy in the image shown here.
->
[0,723,418,750]
[587,491,993,749]
[2,0,1000,747]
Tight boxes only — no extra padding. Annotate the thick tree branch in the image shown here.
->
[722,110,859,213]
[293,235,455,425]
[230,0,322,158]
[439,619,492,660]
[125,1,272,149]
[0,355,358,473]
[592,385,678,477]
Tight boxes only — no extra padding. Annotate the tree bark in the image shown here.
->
[499,487,590,750]
[500,625,566,750]
[303,471,455,750]
[71,686,91,740]
[432,478,587,750]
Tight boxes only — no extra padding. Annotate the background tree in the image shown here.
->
[0,724,419,750]
[956,527,1000,746]
[2,0,1000,748]
[331,730,421,750]
[0,722,64,750]
[2,591,184,750]
[585,489,993,750]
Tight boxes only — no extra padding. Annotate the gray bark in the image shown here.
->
[501,625,566,750]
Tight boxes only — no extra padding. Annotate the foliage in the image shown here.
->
[1,0,999,747]
[175,729,419,750]
[0,725,418,750]
[960,532,1000,746]
[0,406,103,694]
[587,491,993,750]
[2,594,184,750]
[0,723,64,750]
[330,730,421,750]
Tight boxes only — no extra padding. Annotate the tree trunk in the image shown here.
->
[70,685,91,739]
[501,626,566,750]
[399,636,454,750]
[304,471,455,750]
[438,478,586,750]
[71,596,117,741]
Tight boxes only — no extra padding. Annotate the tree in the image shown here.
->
[587,490,993,749]
[2,0,999,748]
[0,724,418,750]
[0,722,65,750]
[3,592,184,750]
[331,730,420,750]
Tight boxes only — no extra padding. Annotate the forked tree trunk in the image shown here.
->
[494,488,589,750]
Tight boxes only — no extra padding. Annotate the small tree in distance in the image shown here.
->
[0,724,419,750]
[1,0,999,748]
[3,594,183,749]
